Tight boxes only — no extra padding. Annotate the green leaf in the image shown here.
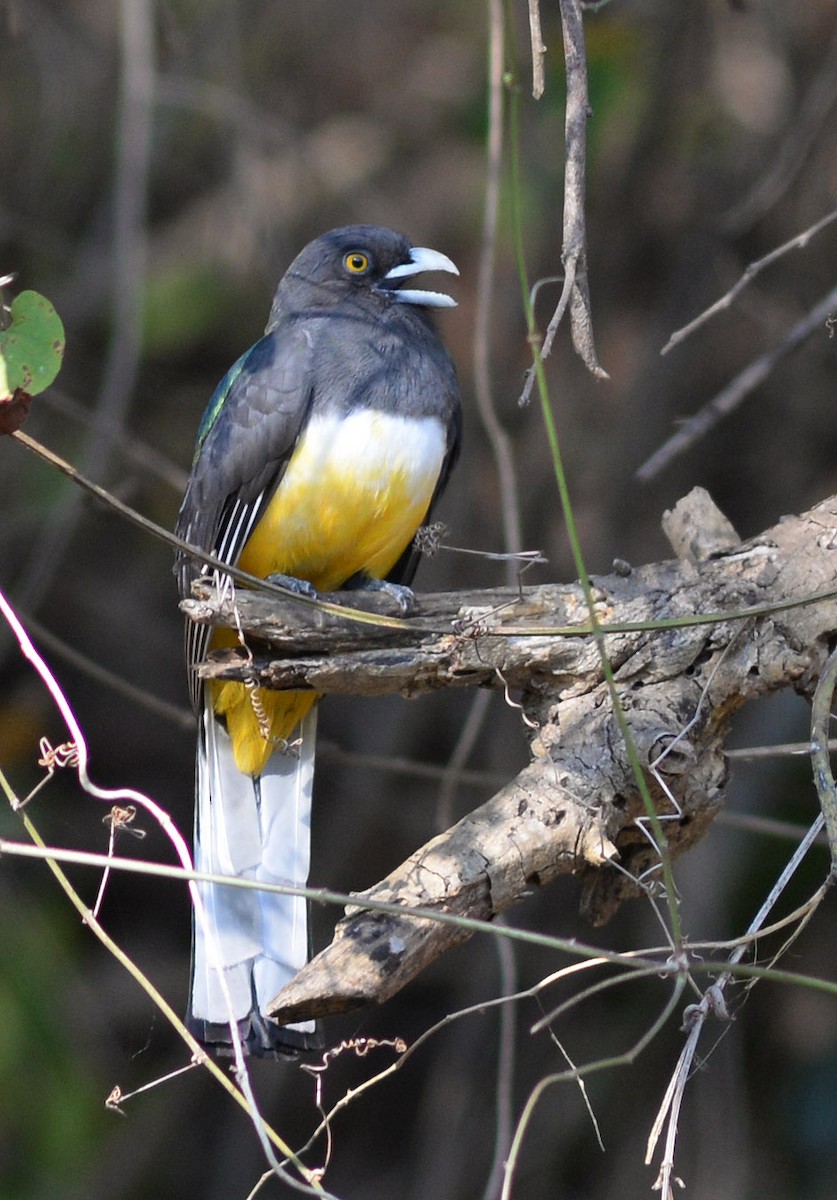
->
[0,290,65,397]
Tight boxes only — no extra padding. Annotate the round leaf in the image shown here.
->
[0,290,65,397]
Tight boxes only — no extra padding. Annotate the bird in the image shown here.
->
[175,225,461,1056]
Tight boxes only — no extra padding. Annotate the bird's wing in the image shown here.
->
[175,323,314,708]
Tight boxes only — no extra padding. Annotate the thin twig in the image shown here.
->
[533,962,688,1036]
[296,955,681,1167]
[0,833,648,960]
[661,208,837,355]
[646,820,829,1195]
[544,1032,604,1151]
[727,738,837,761]
[0,797,332,1195]
[527,0,547,99]
[637,283,837,481]
[501,980,687,1200]
[715,809,829,846]
[519,263,577,408]
[320,738,504,789]
[3,827,827,975]
[106,1061,199,1113]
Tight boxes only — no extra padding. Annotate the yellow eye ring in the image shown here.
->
[344,251,370,275]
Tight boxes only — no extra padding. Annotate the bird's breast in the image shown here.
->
[237,409,447,590]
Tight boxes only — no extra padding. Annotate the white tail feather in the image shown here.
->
[190,704,317,1052]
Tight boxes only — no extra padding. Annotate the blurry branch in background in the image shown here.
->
[452,16,526,1148]
[637,281,837,482]
[10,0,155,619]
[474,0,523,570]
[723,27,837,233]
[520,0,609,407]
[13,609,194,733]
[660,208,837,356]
[156,74,293,147]
[42,386,189,492]
[174,489,837,1023]
[466,8,526,1176]
[640,206,837,481]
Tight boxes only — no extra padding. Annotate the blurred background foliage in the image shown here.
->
[1,1,836,1198]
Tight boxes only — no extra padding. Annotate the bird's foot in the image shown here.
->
[265,572,318,600]
[343,573,416,614]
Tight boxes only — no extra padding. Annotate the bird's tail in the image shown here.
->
[188,703,320,1056]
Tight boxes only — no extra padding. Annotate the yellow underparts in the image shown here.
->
[209,411,446,775]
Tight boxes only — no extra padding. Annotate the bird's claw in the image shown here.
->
[265,572,319,600]
[344,574,416,614]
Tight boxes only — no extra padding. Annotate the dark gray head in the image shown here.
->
[269,225,459,324]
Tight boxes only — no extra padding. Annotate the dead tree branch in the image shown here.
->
[520,0,608,406]
[180,491,837,1023]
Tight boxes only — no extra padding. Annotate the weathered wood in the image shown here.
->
[180,492,837,1024]
[267,759,618,1021]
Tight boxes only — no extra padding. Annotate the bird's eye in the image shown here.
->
[343,251,370,275]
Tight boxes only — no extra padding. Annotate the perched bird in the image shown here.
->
[175,225,461,1055]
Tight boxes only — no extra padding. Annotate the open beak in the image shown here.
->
[382,246,459,308]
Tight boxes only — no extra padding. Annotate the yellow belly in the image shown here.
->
[211,410,446,774]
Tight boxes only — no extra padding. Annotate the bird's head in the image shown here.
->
[280,225,459,312]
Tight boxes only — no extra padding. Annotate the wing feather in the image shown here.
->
[175,323,314,708]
